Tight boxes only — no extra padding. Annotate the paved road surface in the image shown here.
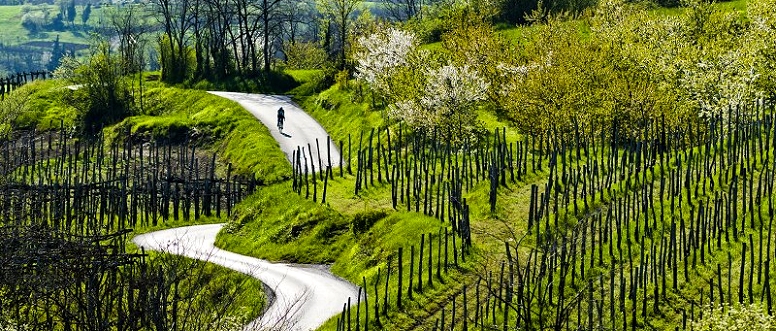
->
[133,224,360,331]
[208,92,341,170]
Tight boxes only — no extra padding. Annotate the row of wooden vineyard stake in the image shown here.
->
[411,109,776,330]
[412,108,776,330]
[334,226,470,331]
[0,129,258,236]
[0,70,50,99]
[328,107,776,330]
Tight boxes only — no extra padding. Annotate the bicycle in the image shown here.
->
[277,107,286,132]
[277,117,285,131]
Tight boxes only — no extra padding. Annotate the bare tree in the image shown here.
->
[153,0,196,82]
[202,0,237,80]
[280,0,317,45]
[259,0,287,73]
[110,4,153,74]
[383,0,420,21]
[317,0,363,69]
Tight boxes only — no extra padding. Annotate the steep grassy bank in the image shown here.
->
[108,86,291,182]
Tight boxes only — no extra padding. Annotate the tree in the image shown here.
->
[280,0,317,44]
[317,0,363,69]
[283,42,329,69]
[21,11,46,34]
[81,3,91,26]
[110,4,151,74]
[66,0,76,26]
[354,27,416,97]
[153,0,195,82]
[382,0,420,21]
[47,35,65,71]
[72,42,134,133]
[389,64,489,140]
[259,0,287,72]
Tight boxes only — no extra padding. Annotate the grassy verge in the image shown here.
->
[1,79,79,131]
[297,83,384,145]
[107,86,291,182]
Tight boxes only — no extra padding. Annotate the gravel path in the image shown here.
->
[133,224,360,331]
[208,91,341,169]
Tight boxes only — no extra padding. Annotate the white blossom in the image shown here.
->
[419,64,489,116]
[389,64,489,136]
[388,100,436,129]
[355,28,416,93]
[680,50,763,121]
[692,303,775,331]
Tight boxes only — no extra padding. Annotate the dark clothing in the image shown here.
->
[277,108,285,130]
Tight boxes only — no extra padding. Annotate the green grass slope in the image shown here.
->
[215,82,534,330]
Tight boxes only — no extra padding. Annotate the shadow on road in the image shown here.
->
[281,132,293,138]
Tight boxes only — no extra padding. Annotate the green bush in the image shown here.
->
[691,303,776,331]
[72,43,135,134]
[283,42,330,70]
[351,210,389,234]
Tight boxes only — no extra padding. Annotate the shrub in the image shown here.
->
[283,42,330,70]
[335,70,351,91]
[691,303,776,331]
[351,210,389,234]
[71,43,135,134]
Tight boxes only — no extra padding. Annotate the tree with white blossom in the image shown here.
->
[354,27,417,98]
[389,64,489,140]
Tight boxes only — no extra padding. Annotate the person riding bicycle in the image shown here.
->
[277,107,285,131]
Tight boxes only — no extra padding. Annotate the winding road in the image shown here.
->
[133,224,359,331]
[208,92,341,168]
[134,93,355,330]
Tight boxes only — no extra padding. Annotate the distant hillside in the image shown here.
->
[0,2,152,73]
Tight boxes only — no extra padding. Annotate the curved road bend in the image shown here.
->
[208,91,341,169]
[133,224,360,331]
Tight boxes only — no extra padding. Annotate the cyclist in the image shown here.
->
[277,107,285,132]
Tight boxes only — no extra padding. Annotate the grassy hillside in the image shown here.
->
[215,81,536,330]
[2,0,770,329]
[0,4,123,45]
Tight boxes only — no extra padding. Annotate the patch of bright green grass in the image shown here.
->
[285,69,323,84]
[286,69,332,97]
[217,183,351,263]
[0,79,79,130]
[300,84,384,146]
[108,87,291,182]
[647,0,747,17]
[0,4,146,47]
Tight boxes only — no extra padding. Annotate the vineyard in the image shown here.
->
[287,104,776,330]
[0,70,49,100]
[0,128,262,330]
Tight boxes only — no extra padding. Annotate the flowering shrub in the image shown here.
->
[691,303,776,331]
[354,28,417,96]
[388,64,489,139]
